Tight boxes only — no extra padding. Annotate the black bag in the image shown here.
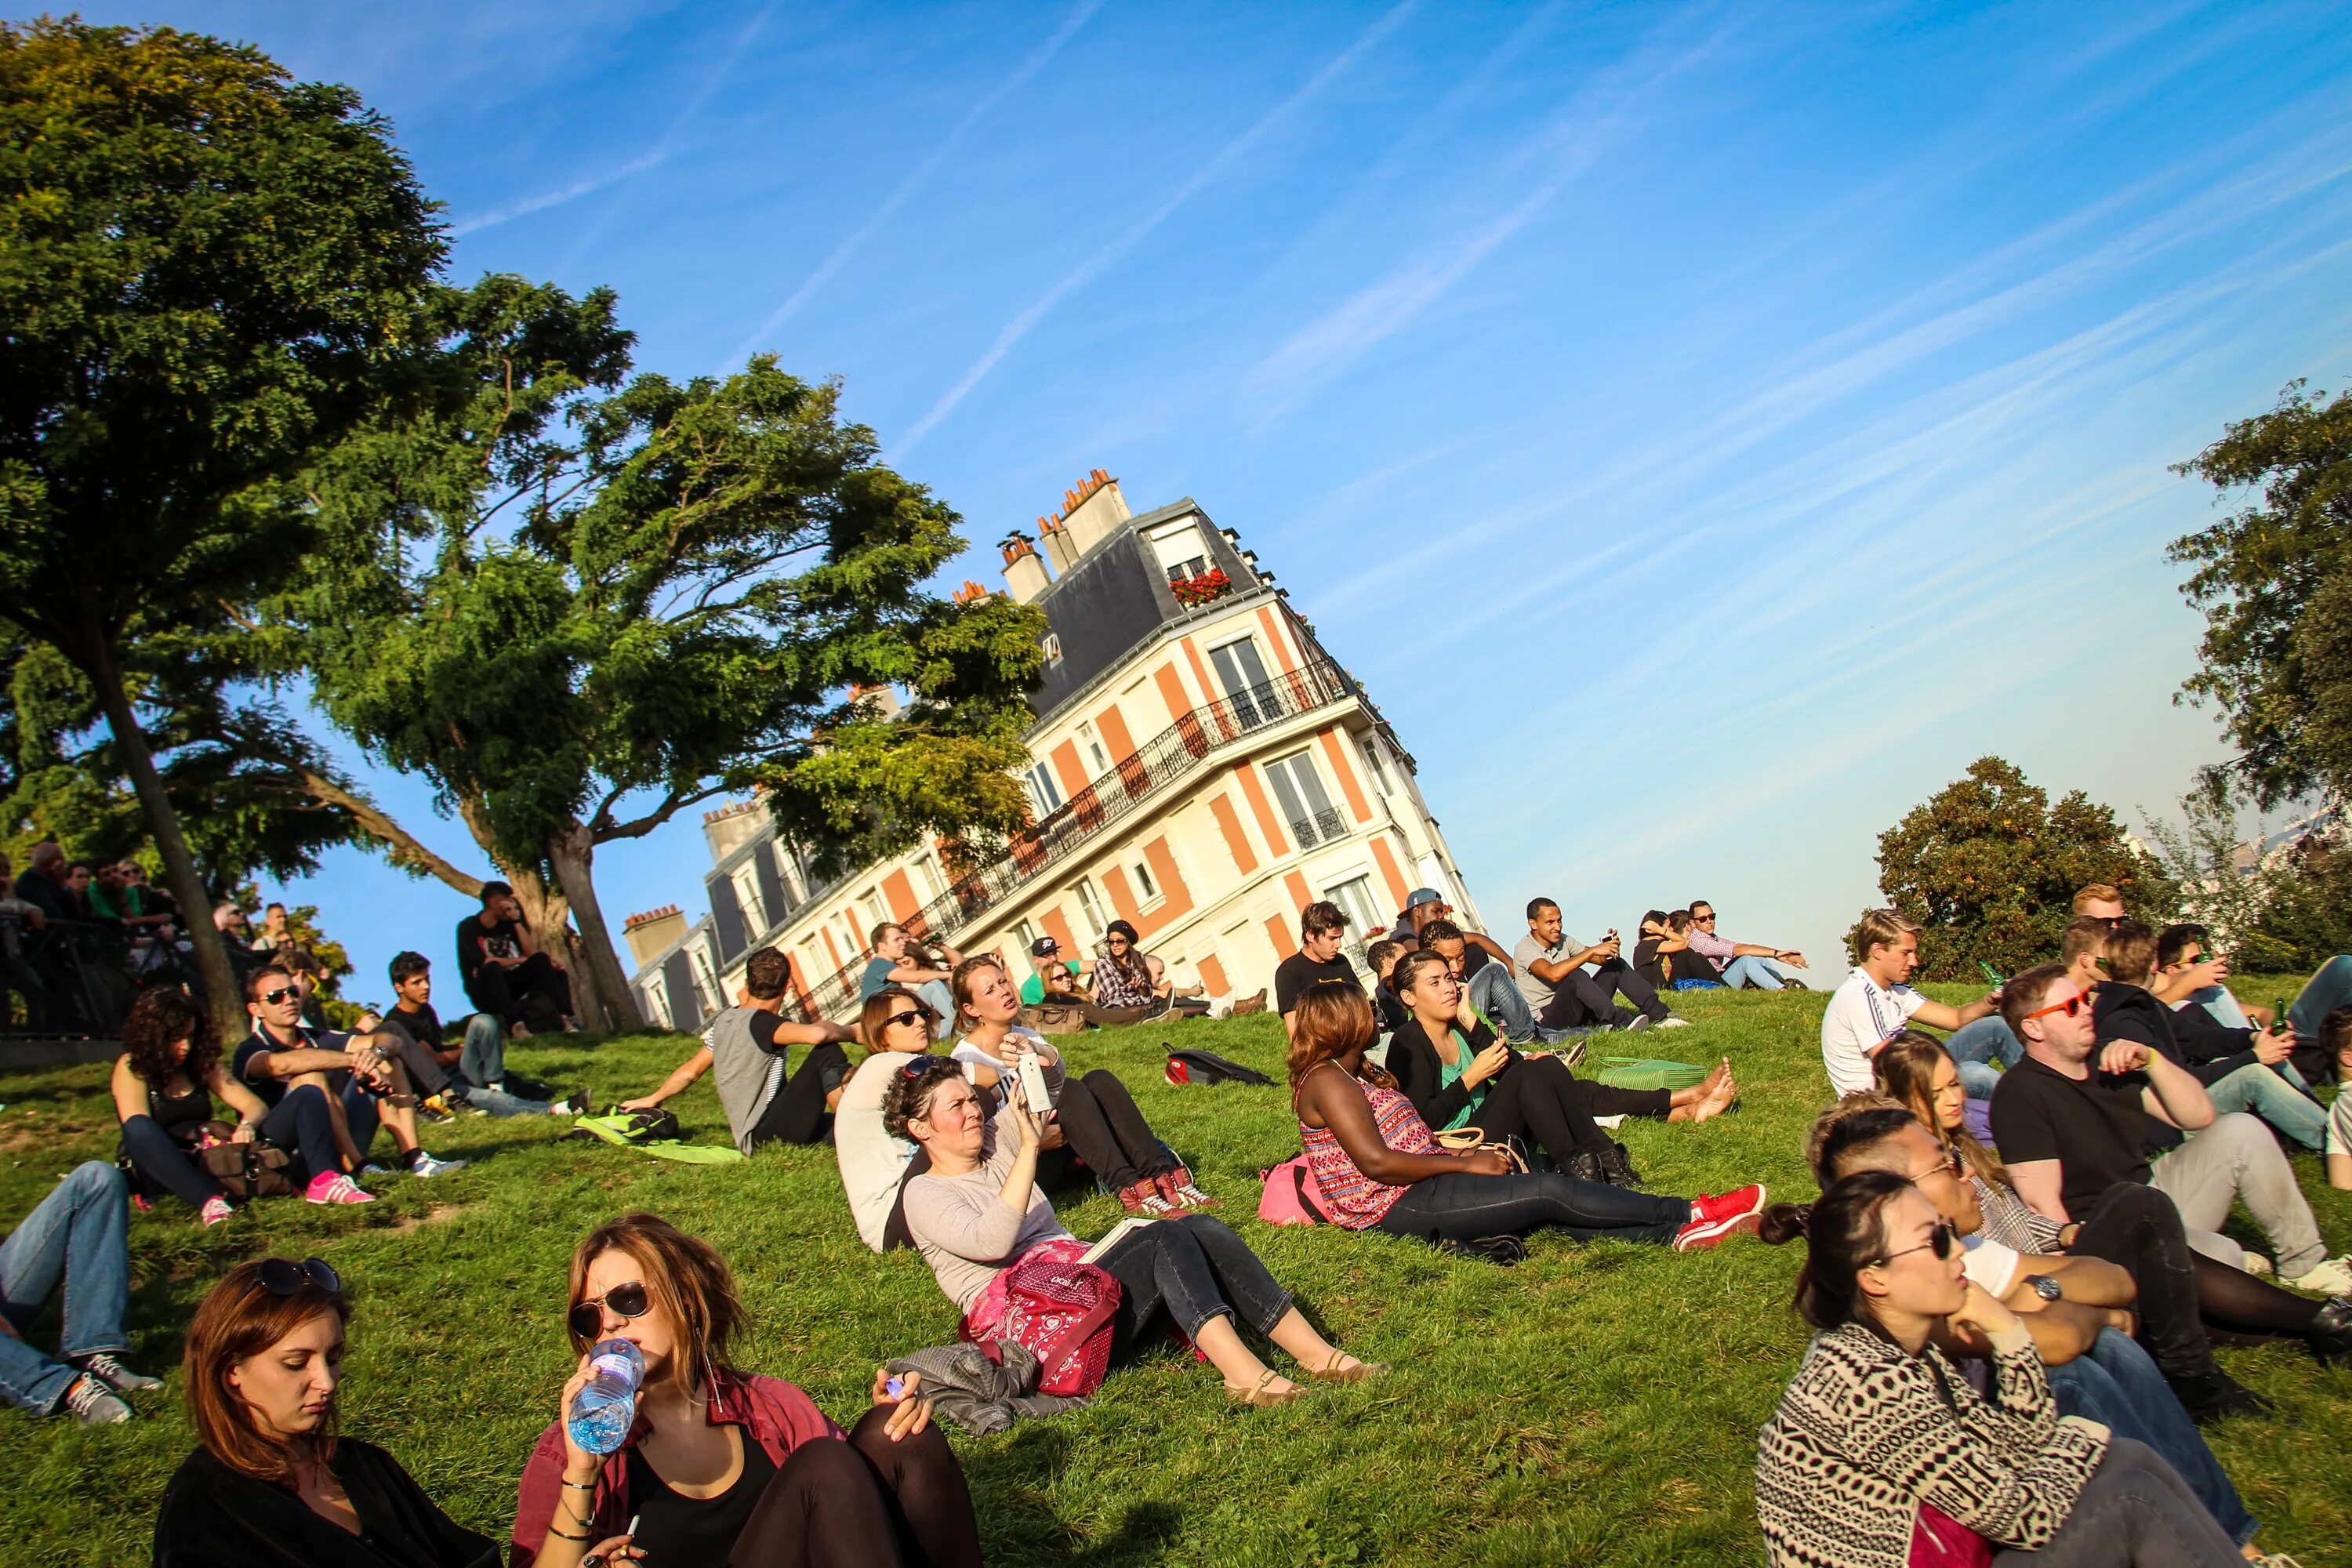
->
[565,1105,684,1146]
[188,1122,297,1199]
[1163,1048,1273,1087]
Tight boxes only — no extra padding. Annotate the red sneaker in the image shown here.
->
[1674,1211,1762,1252]
[1690,1184,1766,1229]
[1120,1180,1177,1216]
[1158,1167,1218,1210]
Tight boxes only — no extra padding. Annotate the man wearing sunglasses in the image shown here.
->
[232,964,464,1200]
[1681,900,1807,992]
[621,946,856,1152]
[1991,962,2352,1298]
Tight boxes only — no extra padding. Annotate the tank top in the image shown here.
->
[147,1077,213,1138]
[1297,1067,1433,1229]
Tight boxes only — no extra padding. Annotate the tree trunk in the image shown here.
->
[447,795,612,1033]
[85,637,245,1041]
[546,819,641,1031]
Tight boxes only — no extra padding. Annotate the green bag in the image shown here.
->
[565,1112,747,1165]
[1593,1057,1708,1092]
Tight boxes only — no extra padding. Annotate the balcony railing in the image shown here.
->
[786,657,1355,1020]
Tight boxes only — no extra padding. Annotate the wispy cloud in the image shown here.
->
[452,150,670,236]
[893,1,1420,458]
[719,0,1108,372]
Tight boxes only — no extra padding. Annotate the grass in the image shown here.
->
[3,982,2348,1567]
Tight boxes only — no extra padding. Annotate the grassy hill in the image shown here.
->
[3,982,2346,1566]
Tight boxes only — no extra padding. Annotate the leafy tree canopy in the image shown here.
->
[1871,756,2174,979]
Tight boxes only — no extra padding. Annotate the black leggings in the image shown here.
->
[728,1406,981,1568]
[1096,1214,1293,1352]
[1375,1171,1690,1247]
[118,1115,223,1210]
[463,953,573,1029]
[1472,1056,1669,1167]
[1050,1069,1171,1191]
[747,1046,852,1149]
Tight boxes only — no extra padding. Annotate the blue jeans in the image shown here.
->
[0,1163,131,1414]
[2202,1060,2325,1150]
[1468,965,1573,1044]
[1948,1015,2024,1100]
[455,1011,507,1087]
[2190,985,2251,1029]
[1719,955,1787,990]
[2049,1330,2256,1547]
[2288,954,2352,1042]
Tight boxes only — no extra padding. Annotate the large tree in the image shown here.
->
[283,276,1047,1025]
[0,20,442,1033]
[2172,380,2352,808]
[1871,756,2173,979]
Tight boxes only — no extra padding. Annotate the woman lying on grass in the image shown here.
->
[1383,948,1737,1187]
[1288,982,1765,1254]
[1755,1172,2249,1568]
[154,1258,498,1568]
[887,1054,1379,1406]
[947,955,1212,1214]
[512,1213,980,1568]
[1871,1030,2351,1402]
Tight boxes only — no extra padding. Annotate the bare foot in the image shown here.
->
[1691,1072,1738,1122]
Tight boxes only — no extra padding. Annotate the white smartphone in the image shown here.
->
[1016,1049,1053,1112]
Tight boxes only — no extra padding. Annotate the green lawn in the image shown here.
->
[4,985,2347,1566]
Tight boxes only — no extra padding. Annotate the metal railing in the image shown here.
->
[787,658,1355,1020]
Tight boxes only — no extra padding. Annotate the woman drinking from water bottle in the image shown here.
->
[511,1213,981,1568]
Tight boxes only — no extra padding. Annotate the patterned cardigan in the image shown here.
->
[1755,1319,2110,1568]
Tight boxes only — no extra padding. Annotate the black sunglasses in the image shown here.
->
[884,1009,926,1030]
[1874,1220,1958,1268]
[256,985,299,1007]
[569,1281,652,1340]
[256,1257,342,1298]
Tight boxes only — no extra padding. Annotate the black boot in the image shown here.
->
[1598,1142,1642,1188]
[2308,1297,2352,1364]
[2172,1369,2274,1425]
[1564,1150,1606,1185]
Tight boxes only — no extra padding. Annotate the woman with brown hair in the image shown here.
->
[511,1213,979,1568]
[112,987,276,1226]
[1872,1030,2351,1405]
[1289,982,1764,1253]
[836,986,947,1251]
[153,1257,498,1567]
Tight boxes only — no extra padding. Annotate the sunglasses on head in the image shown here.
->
[569,1281,651,1340]
[256,1257,342,1299]
[256,985,298,1007]
[1874,1219,1958,1268]
[2024,989,2094,1022]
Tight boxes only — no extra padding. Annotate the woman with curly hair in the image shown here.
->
[111,986,274,1226]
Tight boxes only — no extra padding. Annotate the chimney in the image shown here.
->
[1000,532,1051,604]
[623,905,688,967]
[1051,468,1131,558]
[1036,514,1079,575]
[952,579,991,606]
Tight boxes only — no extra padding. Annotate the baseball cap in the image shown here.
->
[1405,888,1447,909]
[1029,936,1060,957]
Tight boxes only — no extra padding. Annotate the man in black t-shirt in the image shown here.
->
[455,881,575,1033]
[1991,962,2350,1295]
[1274,901,1359,1040]
[379,951,575,1117]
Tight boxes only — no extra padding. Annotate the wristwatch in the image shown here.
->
[2024,1273,2063,1302]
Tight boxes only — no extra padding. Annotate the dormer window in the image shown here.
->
[1041,632,1063,665]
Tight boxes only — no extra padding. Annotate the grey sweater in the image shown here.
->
[902,1100,1072,1314]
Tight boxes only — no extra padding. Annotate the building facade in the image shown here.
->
[622,472,1479,1029]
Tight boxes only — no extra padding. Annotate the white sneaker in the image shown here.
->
[1655,1016,1693,1029]
[2284,1255,2352,1296]
[406,1152,467,1178]
[2242,1254,2273,1276]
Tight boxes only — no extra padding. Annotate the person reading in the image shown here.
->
[622,946,855,1152]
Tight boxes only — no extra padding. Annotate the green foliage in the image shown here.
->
[2172,380,2352,808]
[5,995,2347,1566]
[2140,786,2352,975]
[1871,756,2173,978]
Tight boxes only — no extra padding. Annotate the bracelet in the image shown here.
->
[546,1522,591,1542]
[561,1479,597,1492]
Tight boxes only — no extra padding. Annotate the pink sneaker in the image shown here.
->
[1690,1184,1766,1229]
[304,1171,375,1206]
[199,1196,234,1226]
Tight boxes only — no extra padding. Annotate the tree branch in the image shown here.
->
[595,779,732,844]
[295,768,485,897]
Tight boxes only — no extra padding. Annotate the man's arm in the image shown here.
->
[1908,990,2003,1032]
[1464,932,1514,973]
[761,1017,855,1050]
[2007,1158,2071,1223]
[2124,1044,2215,1131]
[2001,1255,2134,1310]
[620,1046,715,1110]
[886,960,950,985]
[2330,1151,2352,1192]
[1529,941,1616,984]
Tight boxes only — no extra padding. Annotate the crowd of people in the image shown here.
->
[5,859,2347,1566]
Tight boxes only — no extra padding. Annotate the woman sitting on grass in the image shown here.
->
[948,955,1211,1214]
[1755,1171,2247,1568]
[836,985,946,1251]
[154,1257,499,1568]
[1288,982,1765,1254]
[1384,949,1737,1188]
[112,986,279,1228]
[887,1055,1378,1406]
[513,1213,979,1568]
[1871,1030,2351,1390]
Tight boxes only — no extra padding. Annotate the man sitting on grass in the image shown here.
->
[1680,898,1808,990]
[1989,960,2352,1298]
[456,880,574,1035]
[859,921,959,1030]
[2323,1007,2352,1192]
[1416,918,1573,1045]
[1019,935,1087,1006]
[1512,897,1686,1037]
[1820,908,2015,1097]
[376,951,579,1118]
[1276,901,1360,1040]
[622,946,857,1152]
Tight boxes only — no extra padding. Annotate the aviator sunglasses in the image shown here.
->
[1873,1220,1958,1268]
[569,1282,652,1340]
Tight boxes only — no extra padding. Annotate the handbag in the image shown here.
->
[187,1122,297,1199]
[1432,1127,1528,1171]
[961,1240,1123,1397]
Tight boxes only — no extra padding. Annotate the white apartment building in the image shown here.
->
[621,471,1478,1028]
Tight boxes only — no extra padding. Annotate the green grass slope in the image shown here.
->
[2,985,2346,1566]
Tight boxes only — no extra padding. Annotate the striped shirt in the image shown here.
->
[1821,966,1928,1094]
[1298,1072,1434,1229]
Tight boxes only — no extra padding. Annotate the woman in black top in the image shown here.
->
[111,988,274,1227]
[1385,951,1731,1186]
[154,1257,498,1568]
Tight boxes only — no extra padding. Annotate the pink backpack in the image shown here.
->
[962,1240,1122,1397]
[1257,1154,1337,1225]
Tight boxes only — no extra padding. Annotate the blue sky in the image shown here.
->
[81,0,2352,1004]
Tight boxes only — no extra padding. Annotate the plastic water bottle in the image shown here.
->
[566,1338,644,1455]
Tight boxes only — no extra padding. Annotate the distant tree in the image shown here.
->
[2171,380,2352,808]
[2140,784,2352,975]
[280,276,1047,1025]
[0,20,442,1034]
[1871,756,2174,979]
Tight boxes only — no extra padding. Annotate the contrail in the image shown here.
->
[721,0,1109,371]
[894,0,1418,456]
[452,151,670,237]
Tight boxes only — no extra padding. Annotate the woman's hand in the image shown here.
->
[579,1535,642,1568]
[870,1366,935,1441]
[1951,1280,2024,1341]
[1461,1146,1513,1176]
[1462,1041,1512,1089]
[556,1354,608,1482]
[230,1120,258,1145]
[1007,1094,1045,1153]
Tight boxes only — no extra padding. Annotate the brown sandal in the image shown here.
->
[1311,1351,1387,1384]
[1224,1369,1305,1407]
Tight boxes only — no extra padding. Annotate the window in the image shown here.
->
[1128,855,1160,906]
[731,864,766,935]
[1041,633,1063,665]
[1359,737,1395,796]
[1208,637,1275,728]
[1073,877,1108,939]
[1265,751,1342,849]
[1014,919,1041,958]
[1078,720,1111,775]
[1022,761,1064,818]
[913,851,947,901]
[858,887,887,935]
[1325,874,1382,939]
[690,949,722,1017]
[1148,523,1210,583]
